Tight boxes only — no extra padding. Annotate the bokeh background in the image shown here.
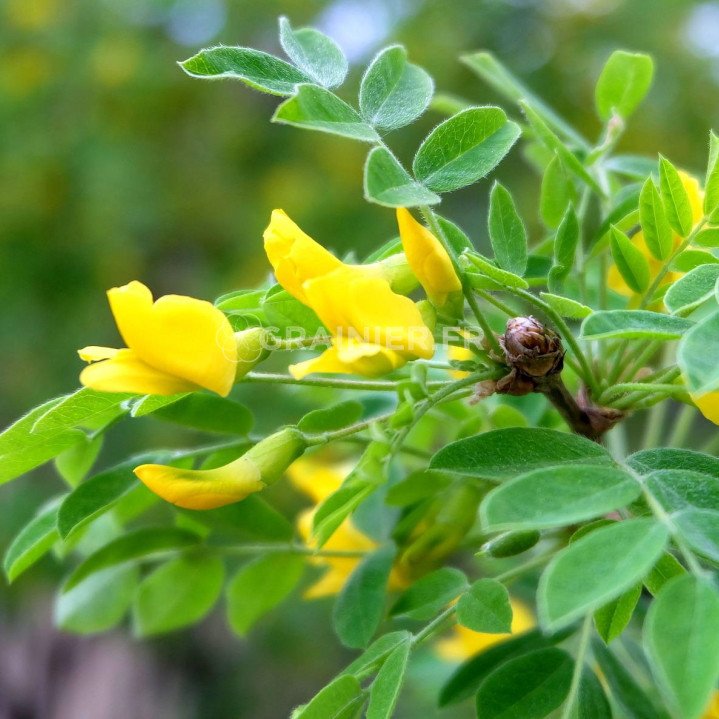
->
[1,0,718,716]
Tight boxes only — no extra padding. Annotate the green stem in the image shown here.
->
[601,382,687,404]
[475,289,519,317]
[619,340,663,383]
[243,372,453,392]
[644,401,668,449]
[560,615,594,719]
[668,403,696,448]
[215,543,368,559]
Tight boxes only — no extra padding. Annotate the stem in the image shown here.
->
[243,372,453,392]
[619,340,663,383]
[215,543,368,559]
[601,382,687,404]
[538,375,605,441]
[668,403,696,448]
[560,615,594,719]
[644,401,668,449]
[475,289,519,317]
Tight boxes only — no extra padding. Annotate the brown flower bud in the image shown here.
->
[500,316,564,378]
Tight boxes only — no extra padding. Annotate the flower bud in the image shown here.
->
[234,327,270,380]
[134,427,307,510]
[500,316,564,378]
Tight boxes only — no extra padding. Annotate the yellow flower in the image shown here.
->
[703,692,719,718]
[691,392,719,425]
[447,330,474,379]
[434,598,535,662]
[608,171,704,297]
[135,427,307,510]
[396,208,462,308]
[79,281,239,396]
[264,210,435,377]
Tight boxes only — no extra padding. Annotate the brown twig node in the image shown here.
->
[480,316,623,442]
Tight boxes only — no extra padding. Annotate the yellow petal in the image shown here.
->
[78,345,120,362]
[290,340,407,379]
[702,691,719,719]
[434,598,535,662]
[678,170,705,226]
[302,267,435,359]
[107,281,237,396]
[396,208,461,307]
[287,455,352,504]
[134,453,265,510]
[263,209,342,303]
[692,392,719,425]
[80,348,197,395]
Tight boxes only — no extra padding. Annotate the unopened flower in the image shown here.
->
[500,316,564,379]
[79,281,238,396]
[396,208,462,309]
[134,427,307,510]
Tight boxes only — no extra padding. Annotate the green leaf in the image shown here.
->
[313,481,375,547]
[645,575,719,719]
[538,519,668,631]
[594,583,642,644]
[475,648,574,719]
[595,50,653,120]
[385,469,453,507]
[366,639,410,719]
[659,156,694,237]
[548,205,580,292]
[488,181,528,275]
[278,17,347,89]
[644,552,685,596]
[4,498,62,582]
[457,578,512,633]
[298,400,364,434]
[363,147,440,207]
[665,264,719,315]
[572,669,613,719]
[32,388,130,433]
[539,293,592,319]
[610,226,651,293]
[678,311,719,393]
[132,554,225,636]
[413,107,520,193]
[480,465,640,531]
[645,469,719,513]
[540,155,576,229]
[226,553,304,636]
[359,45,433,130]
[640,178,673,260]
[0,397,84,485]
[592,638,668,719]
[693,227,719,247]
[672,249,719,272]
[55,434,103,487]
[180,46,310,96]
[439,628,558,706]
[482,529,541,558]
[520,100,602,194]
[460,251,529,289]
[333,545,395,648]
[342,631,412,678]
[673,508,719,562]
[273,84,380,142]
[262,285,326,334]
[56,565,138,634]
[430,427,612,481]
[296,675,364,719]
[64,527,201,591]
[704,129,719,215]
[580,310,692,341]
[391,567,468,620]
[144,394,254,435]
[628,447,719,479]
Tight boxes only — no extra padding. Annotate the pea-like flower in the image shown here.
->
[396,207,462,309]
[691,392,719,425]
[79,281,241,396]
[134,427,307,510]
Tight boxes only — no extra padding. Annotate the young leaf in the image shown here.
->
[693,227,719,247]
[539,293,592,319]
[548,204,580,292]
[475,648,574,719]
[55,434,104,487]
[226,553,304,635]
[273,84,380,143]
[341,631,412,678]
[538,519,668,631]
[659,156,694,237]
[640,177,673,260]
[430,427,612,480]
[132,554,225,636]
[180,46,310,95]
[366,639,411,719]
[460,251,529,289]
[456,578,512,633]
[333,545,395,648]
[480,465,640,531]
[391,567,468,620]
[359,45,433,130]
[580,310,693,341]
[594,583,642,644]
[63,527,201,590]
[645,575,719,719]
[413,107,521,193]
[4,498,62,582]
[595,50,653,120]
[295,675,364,719]
[540,155,576,229]
[363,147,440,208]
[610,226,651,293]
[705,129,719,215]
[278,17,347,89]
[488,182,528,275]
[672,249,719,271]
[664,264,719,315]
[678,311,719,393]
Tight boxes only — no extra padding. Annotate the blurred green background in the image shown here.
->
[1,0,718,716]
